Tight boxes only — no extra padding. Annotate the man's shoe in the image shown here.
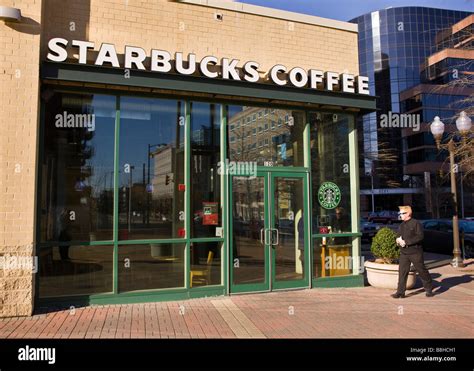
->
[391,292,405,298]
[425,291,435,297]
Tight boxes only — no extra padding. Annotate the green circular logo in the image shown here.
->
[318,182,341,209]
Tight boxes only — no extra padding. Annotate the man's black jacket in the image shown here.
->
[397,218,424,254]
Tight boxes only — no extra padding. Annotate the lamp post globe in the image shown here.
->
[455,111,472,136]
[430,116,445,147]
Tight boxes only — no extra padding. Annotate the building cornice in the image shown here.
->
[174,0,358,33]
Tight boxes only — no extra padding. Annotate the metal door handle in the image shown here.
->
[271,228,279,246]
[260,228,270,245]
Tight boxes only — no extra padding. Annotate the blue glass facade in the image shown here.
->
[351,7,472,216]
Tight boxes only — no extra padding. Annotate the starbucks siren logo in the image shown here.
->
[318,182,341,209]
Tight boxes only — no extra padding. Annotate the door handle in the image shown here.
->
[271,228,279,246]
[260,228,270,245]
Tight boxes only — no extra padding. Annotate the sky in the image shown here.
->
[237,0,473,21]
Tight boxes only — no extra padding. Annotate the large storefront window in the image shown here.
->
[190,242,222,287]
[118,243,185,292]
[310,112,353,233]
[118,97,185,240]
[190,102,221,238]
[40,92,116,242]
[227,106,305,166]
[38,89,362,300]
[39,245,114,298]
[313,237,355,278]
[310,112,356,279]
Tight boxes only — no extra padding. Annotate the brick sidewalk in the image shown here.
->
[1,264,473,339]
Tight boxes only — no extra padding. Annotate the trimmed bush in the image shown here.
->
[371,227,400,264]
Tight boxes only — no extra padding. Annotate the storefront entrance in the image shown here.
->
[230,171,310,293]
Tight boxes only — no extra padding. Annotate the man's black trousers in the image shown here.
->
[397,248,433,294]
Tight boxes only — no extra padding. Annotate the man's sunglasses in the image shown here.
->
[398,212,407,215]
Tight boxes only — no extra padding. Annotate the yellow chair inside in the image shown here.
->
[190,251,214,287]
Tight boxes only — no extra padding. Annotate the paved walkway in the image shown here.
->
[1,262,473,339]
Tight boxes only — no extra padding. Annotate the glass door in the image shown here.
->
[230,173,270,293]
[270,173,309,290]
[230,172,309,293]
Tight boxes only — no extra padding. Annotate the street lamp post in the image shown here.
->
[430,112,472,268]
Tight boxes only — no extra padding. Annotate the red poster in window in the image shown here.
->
[202,202,219,226]
[319,226,329,234]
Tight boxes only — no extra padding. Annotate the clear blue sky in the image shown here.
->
[237,0,473,21]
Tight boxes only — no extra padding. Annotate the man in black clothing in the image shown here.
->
[391,205,434,298]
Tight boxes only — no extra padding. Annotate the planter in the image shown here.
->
[364,260,416,290]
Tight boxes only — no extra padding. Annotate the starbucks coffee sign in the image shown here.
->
[46,38,370,95]
[318,182,341,209]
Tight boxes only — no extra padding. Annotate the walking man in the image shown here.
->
[391,205,434,298]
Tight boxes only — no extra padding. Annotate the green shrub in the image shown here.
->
[371,227,400,264]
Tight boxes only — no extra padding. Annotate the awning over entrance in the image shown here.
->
[41,62,377,113]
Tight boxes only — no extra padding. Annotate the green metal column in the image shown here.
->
[348,114,361,275]
[220,105,229,294]
[185,101,191,289]
[304,112,313,286]
[113,95,120,294]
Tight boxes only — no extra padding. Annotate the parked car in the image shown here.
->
[361,218,380,242]
[368,210,399,224]
[422,219,474,258]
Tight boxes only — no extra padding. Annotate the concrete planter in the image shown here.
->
[364,260,416,290]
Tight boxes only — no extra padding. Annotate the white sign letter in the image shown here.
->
[47,38,68,62]
[270,64,287,86]
[310,69,324,89]
[95,43,120,67]
[124,46,147,70]
[222,58,240,80]
[243,61,260,83]
[72,40,95,64]
[175,52,196,75]
[199,56,219,78]
[325,72,339,91]
[289,67,308,88]
[151,50,172,73]
[357,76,370,95]
[341,73,355,93]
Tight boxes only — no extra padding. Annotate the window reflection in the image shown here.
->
[190,102,221,238]
[190,242,222,287]
[232,176,266,286]
[310,112,353,233]
[118,244,185,292]
[274,177,305,281]
[227,106,305,166]
[313,238,354,278]
[39,245,114,298]
[40,92,116,242]
[118,97,185,240]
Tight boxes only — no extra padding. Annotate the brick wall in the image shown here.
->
[41,0,360,75]
[0,0,42,317]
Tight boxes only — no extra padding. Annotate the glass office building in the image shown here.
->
[351,7,472,216]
